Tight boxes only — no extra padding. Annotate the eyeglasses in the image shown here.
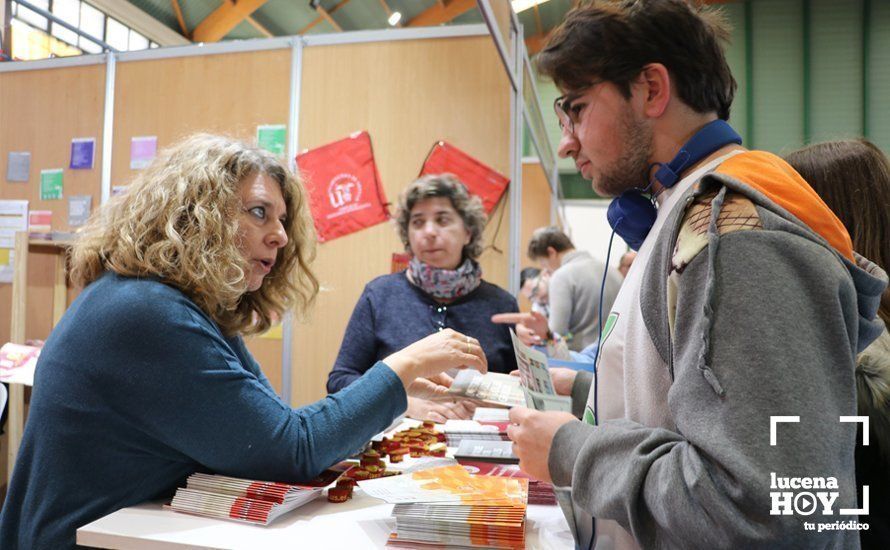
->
[553,82,603,135]
[430,304,448,331]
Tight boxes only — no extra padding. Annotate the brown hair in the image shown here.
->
[70,134,319,336]
[527,226,574,259]
[395,174,487,261]
[537,0,736,120]
[785,139,890,327]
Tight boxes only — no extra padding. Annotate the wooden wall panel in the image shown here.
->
[293,36,512,406]
[112,49,292,392]
[0,65,105,344]
[518,159,552,312]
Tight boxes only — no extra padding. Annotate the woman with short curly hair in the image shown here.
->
[328,174,518,423]
[0,136,487,550]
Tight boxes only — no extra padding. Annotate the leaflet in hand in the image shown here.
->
[509,330,572,413]
[447,369,525,408]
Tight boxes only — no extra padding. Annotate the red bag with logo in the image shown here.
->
[296,131,389,243]
[419,141,510,213]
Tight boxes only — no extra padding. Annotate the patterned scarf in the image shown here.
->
[407,257,482,300]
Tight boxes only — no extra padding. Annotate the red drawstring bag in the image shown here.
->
[296,131,389,243]
[419,141,510,213]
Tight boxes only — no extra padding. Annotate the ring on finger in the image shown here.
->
[465,335,471,354]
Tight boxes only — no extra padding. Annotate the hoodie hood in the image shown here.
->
[707,151,888,353]
[638,150,889,397]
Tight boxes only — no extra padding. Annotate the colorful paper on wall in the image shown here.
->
[112,185,129,196]
[130,136,158,169]
[0,249,12,284]
[257,124,287,156]
[29,210,52,233]
[296,131,389,243]
[40,169,63,200]
[69,137,96,169]
[6,152,30,182]
[0,200,28,249]
[68,195,92,227]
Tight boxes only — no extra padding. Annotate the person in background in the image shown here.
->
[519,226,621,352]
[327,174,518,423]
[520,267,550,317]
[617,250,636,278]
[786,138,890,548]
[0,135,486,550]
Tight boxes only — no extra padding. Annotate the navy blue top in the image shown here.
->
[0,272,407,550]
[327,272,519,394]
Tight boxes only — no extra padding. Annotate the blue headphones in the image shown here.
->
[606,119,743,250]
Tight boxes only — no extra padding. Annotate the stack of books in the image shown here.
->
[442,419,509,447]
[359,464,528,549]
[168,470,340,525]
[388,501,528,549]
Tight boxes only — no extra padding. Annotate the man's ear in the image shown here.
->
[635,63,671,119]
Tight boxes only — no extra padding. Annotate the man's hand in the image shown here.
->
[507,407,577,483]
[510,367,577,396]
[491,311,550,346]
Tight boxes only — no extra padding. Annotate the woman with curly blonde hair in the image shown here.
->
[0,135,486,550]
[327,174,518,423]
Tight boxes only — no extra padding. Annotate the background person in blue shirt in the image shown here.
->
[0,134,486,550]
[327,174,518,422]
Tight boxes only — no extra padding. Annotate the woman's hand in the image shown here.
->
[384,329,487,391]
[491,311,550,345]
[406,373,454,400]
[406,396,476,423]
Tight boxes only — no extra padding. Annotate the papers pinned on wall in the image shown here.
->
[130,136,158,169]
[68,195,92,227]
[69,137,96,170]
[0,200,27,283]
[6,152,30,182]
[40,169,63,200]
[257,124,287,156]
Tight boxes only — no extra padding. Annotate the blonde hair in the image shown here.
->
[70,134,319,336]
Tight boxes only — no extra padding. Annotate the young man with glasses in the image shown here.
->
[505,1,887,548]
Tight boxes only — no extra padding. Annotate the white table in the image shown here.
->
[77,491,574,549]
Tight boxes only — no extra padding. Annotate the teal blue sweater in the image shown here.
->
[0,272,407,549]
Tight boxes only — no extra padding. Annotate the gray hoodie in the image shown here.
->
[551,161,888,549]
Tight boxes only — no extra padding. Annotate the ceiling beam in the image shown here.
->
[86,0,190,45]
[407,0,475,27]
[170,0,188,37]
[298,0,350,34]
[313,3,343,32]
[192,0,269,43]
[246,15,274,37]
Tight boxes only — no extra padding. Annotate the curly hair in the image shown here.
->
[394,174,487,261]
[69,133,319,336]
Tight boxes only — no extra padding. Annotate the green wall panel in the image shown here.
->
[751,0,805,154]
[810,0,864,143]
[722,1,748,144]
[869,0,890,152]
